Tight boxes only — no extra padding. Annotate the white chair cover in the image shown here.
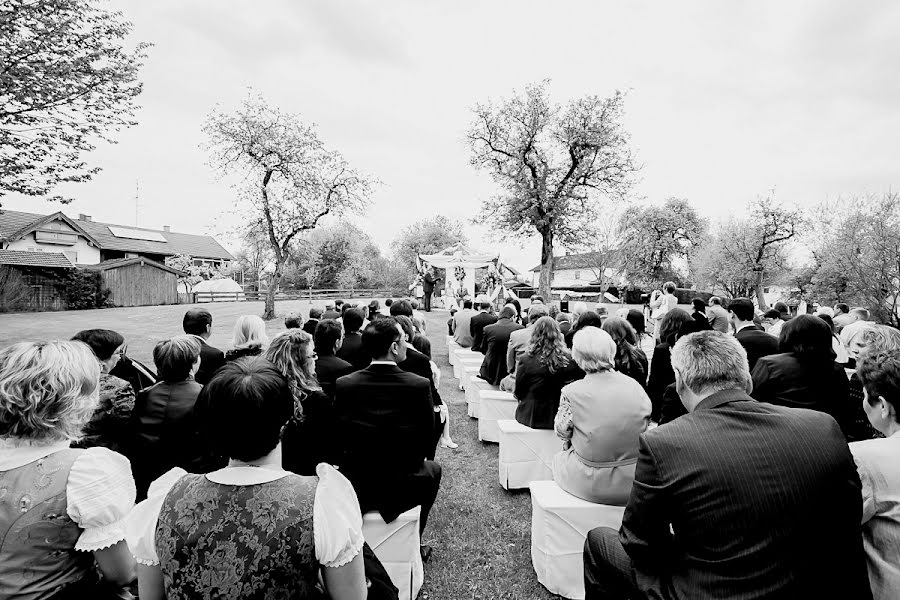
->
[465,377,495,418]
[362,507,424,600]
[477,391,517,443]
[497,419,560,489]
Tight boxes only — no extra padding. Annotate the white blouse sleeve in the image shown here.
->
[124,468,187,565]
[66,447,136,552]
[430,360,441,388]
[313,463,365,568]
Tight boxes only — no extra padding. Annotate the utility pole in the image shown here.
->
[135,180,140,226]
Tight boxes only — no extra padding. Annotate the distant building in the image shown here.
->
[0,210,233,268]
[529,252,621,288]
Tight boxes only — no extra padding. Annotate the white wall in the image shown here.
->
[532,268,595,288]
[4,221,101,264]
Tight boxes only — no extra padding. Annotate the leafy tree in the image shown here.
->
[466,81,639,299]
[164,254,227,293]
[390,215,467,278]
[618,197,706,287]
[567,208,624,287]
[0,0,149,203]
[204,94,374,319]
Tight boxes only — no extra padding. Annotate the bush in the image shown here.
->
[0,266,30,312]
[60,270,112,309]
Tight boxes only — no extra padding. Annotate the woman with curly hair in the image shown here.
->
[514,316,585,429]
[264,329,337,476]
[602,316,649,388]
[646,308,694,421]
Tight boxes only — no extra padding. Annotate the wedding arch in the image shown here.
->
[417,242,513,308]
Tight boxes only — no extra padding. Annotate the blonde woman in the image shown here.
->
[225,314,270,361]
[0,341,136,597]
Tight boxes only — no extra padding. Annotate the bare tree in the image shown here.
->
[204,94,374,319]
[466,81,639,299]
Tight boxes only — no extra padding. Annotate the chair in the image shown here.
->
[478,391,517,443]
[447,338,460,366]
[454,355,483,381]
[497,419,560,489]
[459,363,480,391]
[465,377,496,418]
[362,507,424,600]
[529,481,626,600]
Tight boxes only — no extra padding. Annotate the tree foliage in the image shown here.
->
[164,254,227,293]
[204,94,374,319]
[390,215,467,278]
[466,81,639,299]
[0,0,149,203]
[618,197,706,287]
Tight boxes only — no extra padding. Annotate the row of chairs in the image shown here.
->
[448,337,626,600]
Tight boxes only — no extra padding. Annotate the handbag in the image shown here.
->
[363,541,399,600]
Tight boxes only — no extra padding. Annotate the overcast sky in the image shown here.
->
[5,1,899,272]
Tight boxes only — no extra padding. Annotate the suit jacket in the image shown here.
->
[322,309,341,320]
[315,353,354,398]
[281,389,338,476]
[646,342,674,422]
[422,272,438,293]
[619,389,871,600]
[335,363,434,478]
[301,318,319,336]
[479,317,524,386]
[514,353,584,429]
[336,331,370,371]
[398,347,442,407]
[751,352,854,437]
[735,326,779,372]
[470,311,498,353]
[194,338,225,385]
[452,309,476,348]
[506,325,534,373]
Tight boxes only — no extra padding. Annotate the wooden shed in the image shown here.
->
[85,257,182,307]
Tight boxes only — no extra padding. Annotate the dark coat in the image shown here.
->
[422,272,439,293]
[470,311,498,353]
[647,342,674,422]
[478,318,524,385]
[336,331,370,371]
[128,380,204,500]
[750,352,855,438]
[302,318,319,336]
[618,389,871,600]
[735,326,779,373]
[398,346,443,460]
[513,353,584,429]
[315,354,354,399]
[194,339,225,385]
[282,389,338,476]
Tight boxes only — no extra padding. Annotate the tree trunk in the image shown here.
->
[753,268,768,311]
[539,229,553,301]
[263,262,282,320]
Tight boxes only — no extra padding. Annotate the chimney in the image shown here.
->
[78,214,92,222]
[163,225,170,232]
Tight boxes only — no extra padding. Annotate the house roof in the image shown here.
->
[0,210,234,260]
[80,257,184,275]
[529,252,610,272]
[0,250,74,268]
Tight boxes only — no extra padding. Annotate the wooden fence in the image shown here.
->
[180,288,405,304]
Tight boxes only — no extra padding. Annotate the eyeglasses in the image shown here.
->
[306,352,318,361]
[114,345,127,358]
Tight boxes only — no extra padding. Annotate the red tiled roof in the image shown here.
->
[0,250,73,268]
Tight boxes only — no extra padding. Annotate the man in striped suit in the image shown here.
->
[583,330,871,599]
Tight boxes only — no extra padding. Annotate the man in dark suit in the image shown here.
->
[313,319,354,399]
[322,302,340,321]
[470,300,498,353]
[422,267,440,311]
[302,307,322,336]
[335,317,442,550]
[183,308,225,385]
[583,330,871,600]
[729,297,779,372]
[336,308,370,371]
[395,315,445,459]
[479,305,523,386]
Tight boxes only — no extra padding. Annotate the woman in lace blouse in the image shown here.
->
[126,357,367,600]
[0,341,136,598]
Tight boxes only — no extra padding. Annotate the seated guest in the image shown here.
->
[337,307,370,371]
[500,303,549,391]
[452,299,476,347]
[601,316,648,388]
[479,305,524,386]
[842,317,876,369]
[767,300,791,337]
[507,296,523,323]
[130,335,205,500]
[839,307,873,345]
[71,328,134,453]
[833,302,852,329]
[646,308,693,421]
[626,308,649,349]
[706,296,730,333]
[729,297,779,371]
[381,298,394,316]
[470,299,498,352]
[819,313,850,364]
[751,314,855,438]
[556,311,572,335]
[284,312,303,329]
[335,318,442,550]
[314,319,354,398]
[851,348,900,599]
[514,317,585,429]
[411,332,458,450]
[0,341,136,597]
[266,330,339,476]
[584,331,871,600]
[396,315,445,458]
[553,328,651,504]
[225,314,269,361]
[127,358,367,599]
[302,307,322,336]
[367,299,382,322]
[183,308,225,385]
[389,297,414,318]
[846,325,900,441]
[761,307,782,331]
[565,310,604,349]
[322,302,340,321]
[690,298,710,329]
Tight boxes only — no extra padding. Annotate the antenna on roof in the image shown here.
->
[135,180,140,226]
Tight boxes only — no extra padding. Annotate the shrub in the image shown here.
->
[0,266,30,312]
[61,270,112,309]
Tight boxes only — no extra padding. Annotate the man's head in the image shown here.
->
[284,313,303,329]
[394,315,416,344]
[499,305,518,320]
[850,307,870,322]
[183,308,213,339]
[390,299,414,317]
[671,331,751,411]
[342,307,365,334]
[410,299,420,310]
[692,298,707,313]
[308,307,323,320]
[709,296,723,307]
[385,298,393,308]
[153,335,202,383]
[362,317,406,363]
[728,297,755,326]
[595,305,608,317]
[773,301,789,316]
[527,303,549,324]
[335,300,345,309]
[324,302,335,311]
[834,303,849,316]
[858,348,900,435]
[663,281,676,294]
[314,319,343,355]
[463,299,473,309]
[341,303,353,316]
[531,295,545,305]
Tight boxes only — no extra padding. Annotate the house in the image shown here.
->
[0,210,234,267]
[529,252,621,288]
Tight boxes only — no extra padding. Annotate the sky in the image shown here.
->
[5,0,900,274]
